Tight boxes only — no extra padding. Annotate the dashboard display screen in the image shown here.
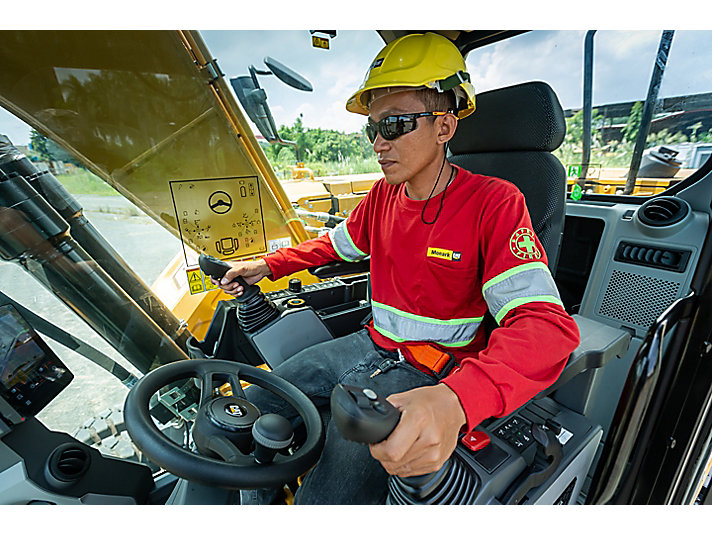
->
[0,305,73,419]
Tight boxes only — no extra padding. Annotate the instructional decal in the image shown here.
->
[169,176,267,265]
[509,228,542,260]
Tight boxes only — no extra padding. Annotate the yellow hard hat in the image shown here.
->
[346,32,476,119]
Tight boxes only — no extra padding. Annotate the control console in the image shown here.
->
[329,381,602,505]
[192,255,371,369]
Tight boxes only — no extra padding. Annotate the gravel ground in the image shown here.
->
[1,194,181,434]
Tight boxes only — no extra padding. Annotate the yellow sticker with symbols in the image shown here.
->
[203,273,219,291]
[187,267,222,294]
[312,36,329,50]
[169,176,267,262]
[187,268,205,295]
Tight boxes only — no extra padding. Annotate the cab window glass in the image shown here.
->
[466,30,712,197]
[0,107,175,463]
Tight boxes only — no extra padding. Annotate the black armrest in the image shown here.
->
[309,258,370,279]
[535,315,631,400]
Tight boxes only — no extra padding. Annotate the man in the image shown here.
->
[217,32,579,504]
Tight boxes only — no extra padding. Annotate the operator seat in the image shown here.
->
[448,81,567,274]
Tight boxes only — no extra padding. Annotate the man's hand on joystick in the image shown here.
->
[199,254,273,298]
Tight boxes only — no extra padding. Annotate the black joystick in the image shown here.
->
[330,383,478,504]
[198,253,259,301]
[198,253,279,333]
[330,384,400,444]
[252,414,294,464]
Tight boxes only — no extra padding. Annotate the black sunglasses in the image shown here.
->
[365,111,450,143]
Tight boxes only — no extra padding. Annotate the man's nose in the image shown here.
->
[372,133,389,153]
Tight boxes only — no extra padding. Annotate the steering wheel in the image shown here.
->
[123,359,324,490]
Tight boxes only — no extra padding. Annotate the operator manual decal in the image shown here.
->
[169,176,268,267]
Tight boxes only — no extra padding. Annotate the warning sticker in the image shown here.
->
[187,267,221,295]
[187,268,205,295]
[169,176,267,263]
[203,275,219,291]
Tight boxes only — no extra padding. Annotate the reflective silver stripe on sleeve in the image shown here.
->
[482,262,563,324]
[328,221,368,262]
[371,300,483,347]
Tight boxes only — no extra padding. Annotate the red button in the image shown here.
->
[461,430,491,452]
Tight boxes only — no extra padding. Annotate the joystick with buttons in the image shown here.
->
[330,383,479,504]
[330,384,401,444]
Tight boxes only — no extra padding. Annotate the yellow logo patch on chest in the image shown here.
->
[427,247,462,261]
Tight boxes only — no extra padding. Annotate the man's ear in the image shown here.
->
[437,114,459,145]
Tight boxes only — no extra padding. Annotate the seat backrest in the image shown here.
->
[449,81,566,273]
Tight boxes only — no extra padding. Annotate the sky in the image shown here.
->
[1,11,711,146]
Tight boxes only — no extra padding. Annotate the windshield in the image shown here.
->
[466,30,712,197]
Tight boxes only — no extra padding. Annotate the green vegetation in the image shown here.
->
[28,130,118,195]
[553,106,712,173]
[261,115,380,178]
[55,168,118,196]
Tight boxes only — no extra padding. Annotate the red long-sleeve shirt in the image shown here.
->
[265,166,579,430]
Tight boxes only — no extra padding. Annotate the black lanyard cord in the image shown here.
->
[421,145,455,225]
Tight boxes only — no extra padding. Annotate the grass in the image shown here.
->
[57,157,381,197]
[56,168,119,196]
[271,156,382,180]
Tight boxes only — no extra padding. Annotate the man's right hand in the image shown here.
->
[212,259,272,298]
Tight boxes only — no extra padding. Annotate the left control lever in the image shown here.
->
[199,253,259,301]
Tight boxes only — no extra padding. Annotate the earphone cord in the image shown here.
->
[421,143,455,225]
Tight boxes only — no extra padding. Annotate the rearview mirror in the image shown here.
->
[264,56,313,92]
[230,56,312,159]
[230,75,280,142]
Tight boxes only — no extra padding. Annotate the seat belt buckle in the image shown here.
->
[434,353,459,380]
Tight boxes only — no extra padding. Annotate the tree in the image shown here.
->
[622,101,643,144]
[29,129,84,168]
[29,129,52,161]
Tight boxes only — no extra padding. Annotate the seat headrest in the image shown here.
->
[449,81,565,154]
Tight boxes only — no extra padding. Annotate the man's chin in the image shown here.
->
[382,171,405,185]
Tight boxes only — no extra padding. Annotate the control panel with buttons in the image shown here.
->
[493,416,534,451]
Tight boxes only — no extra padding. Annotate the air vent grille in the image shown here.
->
[638,197,689,227]
[598,270,680,329]
[615,242,691,272]
[46,444,91,485]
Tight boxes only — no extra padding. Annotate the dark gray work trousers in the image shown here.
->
[240,328,437,505]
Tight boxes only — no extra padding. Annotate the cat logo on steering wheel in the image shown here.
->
[225,403,245,417]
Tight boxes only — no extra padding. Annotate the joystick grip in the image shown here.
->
[198,253,248,286]
[198,252,247,287]
[330,384,400,444]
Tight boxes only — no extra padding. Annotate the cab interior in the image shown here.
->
[0,29,711,505]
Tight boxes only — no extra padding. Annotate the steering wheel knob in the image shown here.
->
[252,414,294,464]
[253,414,294,448]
